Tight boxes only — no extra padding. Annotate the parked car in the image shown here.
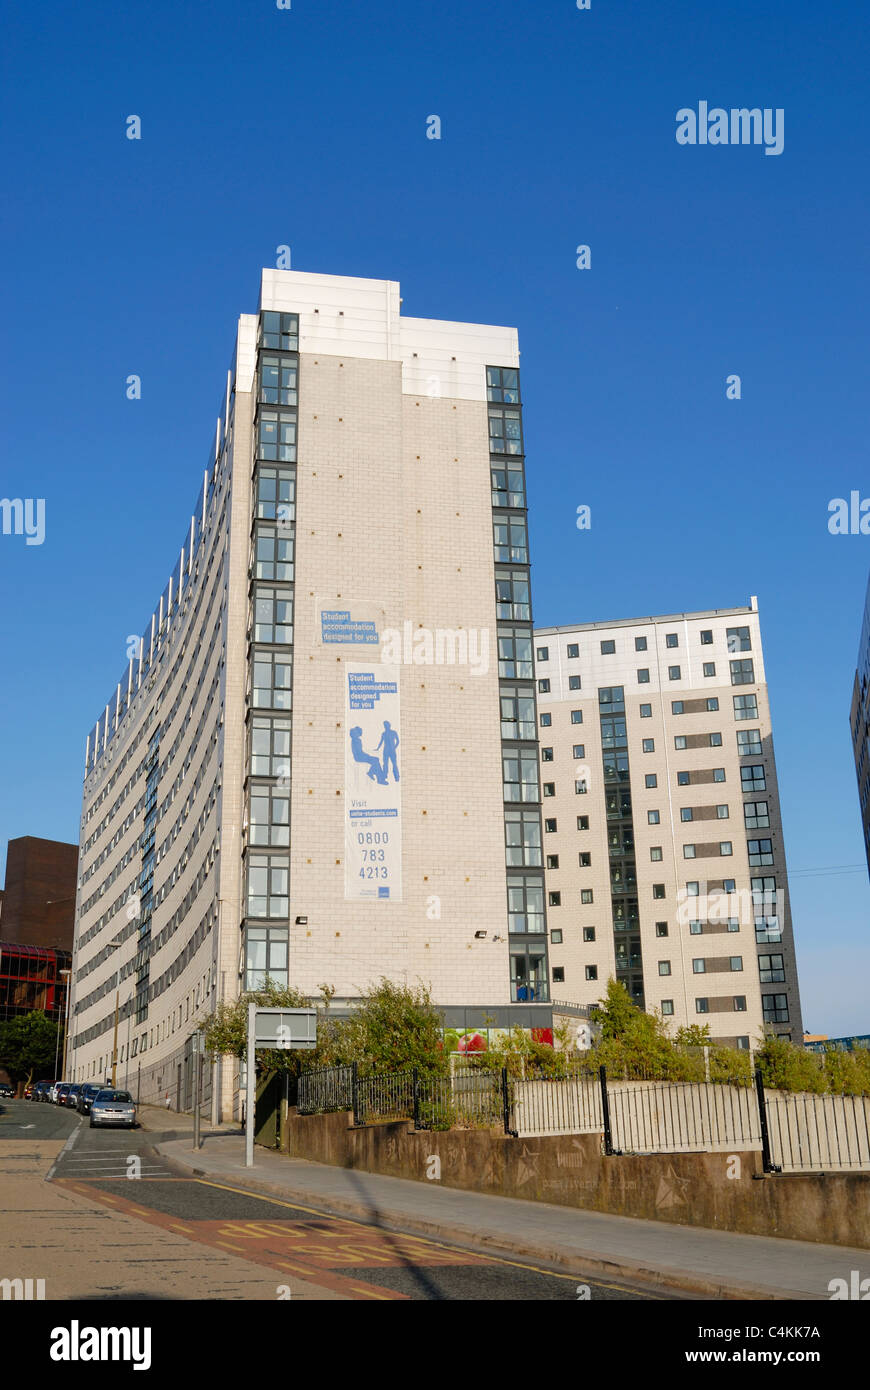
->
[54,1083,71,1106]
[64,1083,82,1109]
[24,1084,34,1100]
[76,1083,102,1116]
[48,1082,62,1103]
[36,1081,54,1102]
[0,1083,14,1099]
[90,1089,137,1129]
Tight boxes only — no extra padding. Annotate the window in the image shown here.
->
[733,996,746,1011]
[642,738,655,753]
[754,917,782,946]
[666,633,679,648]
[510,947,548,1001]
[505,810,543,867]
[637,668,650,683]
[661,999,674,1015]
[713,768,726,782]
[567,643,580,659]
[541,746,554,761]
[689,921,703,935]
[762,993,789,1023]
[741,764,766,792]
[245,925,289,990]
[496,571,531,621]
[677,771,690,786]
[543,782,555,797]
[249,717,292,778]
[645,774,657,789]
[508,876,545,933]
[548,891,561,907]
[577,815,589,830]
[672,700,684,714]
[546,854,559,869]
[572,743,585,759]
[703,662,716,677]
[656,922,668,937]
[650,846,663,861]
[544,818,557,833]
[552,966,565,983]
[737,729,762,757]
[668,666,681,680]
[568,675,582,691]
[658,961,672,976]
[251,652,293,709]
[707,698,719,712]
[246,855,289,919]
[489,406,523,454]
[550,929,563,944]
[259,355,297,406]
[748,838,774,866]
[578,851,591,867]
[648,809,660,824]
[575,778,588,796]
[581,889,594,904]
[540,712,552,728]
[258,410,297,462]
[486,365,520,403]
[640,703,652,717]
[722,878,735,892]
[686,881,700,895]
[538,678,550,693]
[635,636,648,651]
[503,750,540,802]
[254,524,294,581]
[684,844,696,858]
[536,646,549,661]
[696,998,709,1014]
[600,640,616,654]
[261,311,299,351]
[492,463,526,508]
[248,785,290,846]
[719,841,732,856]
[253,586,293,644]
[583,926,596,942]
[501,690,536,740]
[653,884,666,899]
[493,515,528,562]
[730,659,755,685]
[585,965,598,981]
[256,466,296,522]
[729,957,743,972]
[680,807,693,822]
[498,628,533,678]
[709,732,722,746]
[744,801,770,829]
[727,918,740,932]
[734,693,758,721]
[726,626,751,652]
[674,736,687,750]
[759,953,785,983]
[571,710,583,725]
[717,804,729,819]
[700,630,713,645]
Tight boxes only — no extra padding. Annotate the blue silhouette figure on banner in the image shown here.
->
[349,726,388,784]
[377,720,400,782]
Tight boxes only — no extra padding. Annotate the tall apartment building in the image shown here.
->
[69,269,550,1116]
[535,601,803,1046]
[850,570,870,879]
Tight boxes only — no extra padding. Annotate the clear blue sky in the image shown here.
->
[1,0,868,1033]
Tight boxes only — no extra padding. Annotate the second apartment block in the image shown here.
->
[535,600,803,1046]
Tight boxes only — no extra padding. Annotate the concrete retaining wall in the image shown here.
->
[278,1108,870,1248]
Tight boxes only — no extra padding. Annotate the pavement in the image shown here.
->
[138,1105,870,1301]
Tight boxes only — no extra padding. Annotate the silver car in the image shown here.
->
[89,1088,137,1129]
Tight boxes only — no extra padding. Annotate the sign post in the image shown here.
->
[244,1006,317,1168]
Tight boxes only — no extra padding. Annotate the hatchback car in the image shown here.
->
[90,1089,137,1129]
[36,1081,53,1102]
[54,1083,72,1106]
[64,1083,82,1109]
[77,1083,102,1116]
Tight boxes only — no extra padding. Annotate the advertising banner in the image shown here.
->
[344,664,402,902]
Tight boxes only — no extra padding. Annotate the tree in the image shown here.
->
[0,1011,60,1085]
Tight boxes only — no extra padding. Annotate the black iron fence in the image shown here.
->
[294,1060,870,1172]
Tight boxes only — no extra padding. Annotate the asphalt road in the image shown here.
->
[1,1097,673,1301]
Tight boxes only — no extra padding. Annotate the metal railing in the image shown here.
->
[297,1063,354,1115]
[765,1090,870,1172]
